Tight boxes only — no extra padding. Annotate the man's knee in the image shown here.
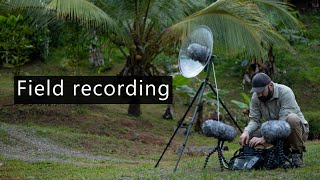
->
[286,113,300,128]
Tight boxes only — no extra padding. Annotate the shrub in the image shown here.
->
[0,14,34,74]
[304,111,320,140]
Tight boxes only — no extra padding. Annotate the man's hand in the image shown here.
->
[249,137,266,147]
[239,131,250,146]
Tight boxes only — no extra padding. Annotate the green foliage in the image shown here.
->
[280,29,309,44]
[230,93,250,110]
[231,100,248,110]
[30,27,50,60]
[173,74,229,118]
[302,13,320,40]
[59,57,90,75]
[230,92,251,126]
[46,23,108,74]
[216,55,247,78]
[241,92,251,105]
[274,42,320,86]
[272,12,320,87]
[0,14,33,73]
[302,66,320,84]
[172,75,192,89]
[96,63,114,74]
[176,85,197,98]
[304,111,320,140]
[152,53,177,74]
[6,0,303,69]
[60,24,90,61]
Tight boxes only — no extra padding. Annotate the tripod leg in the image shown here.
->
[217,140,225,172]
[208,83,243,133]
[219,141,229,167]
[174,80,209,171]
[204,146,217,169]
[277,141,292,170]
[155,82,205,168]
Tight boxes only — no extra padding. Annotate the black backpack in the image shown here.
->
[228,145,278,170]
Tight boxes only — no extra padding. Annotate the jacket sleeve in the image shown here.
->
[278,88,298,120]
[244,94,261,134]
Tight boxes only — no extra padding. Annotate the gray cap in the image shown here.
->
[250,73,271,93]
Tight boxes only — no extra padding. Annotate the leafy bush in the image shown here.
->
[304,111,320,140]
[0,14,34,73]
[97,63,114,74]
[302,66,320,84]
[30,27,50,60]
[51,23,90,61]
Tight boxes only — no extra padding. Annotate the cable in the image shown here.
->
[212,61,220,121]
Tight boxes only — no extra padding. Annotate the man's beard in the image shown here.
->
[258,87,273,102]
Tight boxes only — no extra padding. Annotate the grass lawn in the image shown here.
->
[0,131,319,179]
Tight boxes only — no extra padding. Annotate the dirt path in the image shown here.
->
[0,124,149,166]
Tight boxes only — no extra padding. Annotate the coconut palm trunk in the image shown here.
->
[119,56,162,116]
[120,62,146,117]
[89,30,104,67]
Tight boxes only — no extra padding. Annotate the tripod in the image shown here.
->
[154,57,243,171]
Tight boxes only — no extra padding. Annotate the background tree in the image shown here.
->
[1,0,303,116]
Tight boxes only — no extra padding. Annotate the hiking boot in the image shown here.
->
[292,153,304,167]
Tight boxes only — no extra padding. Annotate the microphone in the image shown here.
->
[202,120,237,142]
[261,120,291,143]
[186,43,210,64]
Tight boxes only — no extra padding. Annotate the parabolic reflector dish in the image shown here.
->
[178,25,213,78]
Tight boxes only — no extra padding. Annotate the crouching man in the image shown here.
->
[239,73,309,167]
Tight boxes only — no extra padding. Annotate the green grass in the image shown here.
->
[0,128,15,145]
[0,141,319,179]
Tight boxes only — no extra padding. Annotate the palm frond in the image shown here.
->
[0,0,56,29]
[166,0,298,60]
[0,0,45,10]
[148,0,206,28]
[47,0,118,32]
[253,0,303,30]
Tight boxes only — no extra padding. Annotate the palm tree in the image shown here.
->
[1,0,302,116]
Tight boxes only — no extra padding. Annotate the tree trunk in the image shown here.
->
[266,46,275,76]
[242,46,276,88]
[119,52,160,116]
[89,30,104,66]
[119,59,148,117]
[128,104,141,117]
[43,29,50,59]
[5,49,9,64]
